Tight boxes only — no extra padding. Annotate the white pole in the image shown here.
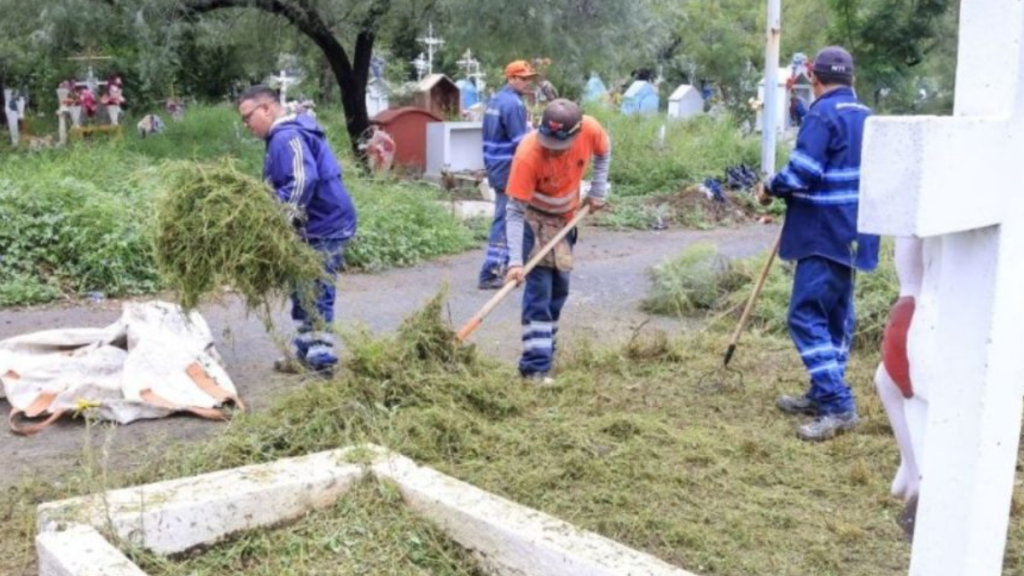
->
[761,0,781,175]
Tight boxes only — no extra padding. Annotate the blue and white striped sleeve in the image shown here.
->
[768,114,830,196]
[268,132,321,213]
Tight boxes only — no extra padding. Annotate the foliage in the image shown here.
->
[0,106,476,307]
[642,243,748,316]
[589,108,762,197]
[14,295,1024,575]
[345,180,477,272]
[153,159,324,313]
[137,479,485,576]
[644,239,900,350]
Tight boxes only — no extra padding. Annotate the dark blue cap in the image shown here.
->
[813,46,855,78]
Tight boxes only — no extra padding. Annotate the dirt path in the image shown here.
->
[0,224,778,486]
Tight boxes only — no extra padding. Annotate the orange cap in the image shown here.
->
[505,60,539,79]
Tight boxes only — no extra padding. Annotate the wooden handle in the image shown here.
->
[456,205,591,343]
[724,230,782,366]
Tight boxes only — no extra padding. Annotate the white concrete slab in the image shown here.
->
[37,445,701,576]
[374,454,697,576]
[38,447,370,555]
[37,525,146,576]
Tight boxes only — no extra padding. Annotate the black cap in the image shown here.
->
[813,46,855,79]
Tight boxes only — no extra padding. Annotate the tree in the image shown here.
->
[101,0,394,156]
[826,0,957,110]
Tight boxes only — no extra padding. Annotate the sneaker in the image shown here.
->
[797,411,860,442]
[478,277,506,290]
[776,394,821,416]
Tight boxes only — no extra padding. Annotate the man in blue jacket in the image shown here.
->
[478,60,536,289]
[757,47,880,441]
[237,85,357,376]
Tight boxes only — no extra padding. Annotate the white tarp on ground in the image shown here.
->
[0,301,243,435]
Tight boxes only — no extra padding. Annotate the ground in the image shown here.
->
[0,224,778,487]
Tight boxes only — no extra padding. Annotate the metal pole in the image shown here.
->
[761,0,782,176]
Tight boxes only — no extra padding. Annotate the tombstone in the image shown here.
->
[414,74,460,119]
[4,88,21,146]
[667,85,704,120]
[456,78,479,112]
[757,62,811,132]
[620,80,659,116]
[583,73,608,105]
[858,2,1024,574]
[367,77,390,117]
[425,120,484,177]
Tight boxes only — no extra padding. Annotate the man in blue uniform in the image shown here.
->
[237,85,357,376]
[757,47,880,441]
[478,60,536,289]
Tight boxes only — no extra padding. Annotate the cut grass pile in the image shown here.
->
[136,479,485,576]
[10,292,1024,576]
[153,160,323,312]
[644,241,899,350]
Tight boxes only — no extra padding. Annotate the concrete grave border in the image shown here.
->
[37,445,697,576]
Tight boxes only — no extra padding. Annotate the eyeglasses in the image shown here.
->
[240,104,266,125]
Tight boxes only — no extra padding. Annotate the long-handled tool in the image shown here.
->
[699,230,782,391]
[456,204,591,343]
[723,230,782,366]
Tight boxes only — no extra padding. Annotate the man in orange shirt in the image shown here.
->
[504,99,611,382]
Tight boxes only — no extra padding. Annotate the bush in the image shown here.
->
[0,106,476,307]
[642,244,747,316]
[345,179,477,271]
[586,108,762,197]
[644,240,899,350]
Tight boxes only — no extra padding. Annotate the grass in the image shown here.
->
[136,479,486,576]
[153,160,323,312]
[8,292,1024,576]
[586,108,767,198]
[0,106,475,307]
[644,240,900,350]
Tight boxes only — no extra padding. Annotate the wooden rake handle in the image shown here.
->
[723,230,782,367]
[456,205,591,343]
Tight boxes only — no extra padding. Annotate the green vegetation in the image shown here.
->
[7,293,1024,576]
[153,160,324,312]
[644,241,900,350]
[138,479,485,576]
[0,106,474,307]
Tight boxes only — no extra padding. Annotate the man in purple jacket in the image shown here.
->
[237,85,357,376]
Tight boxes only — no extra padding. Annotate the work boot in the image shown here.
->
[797,410,860,442]
[776,394,821,416]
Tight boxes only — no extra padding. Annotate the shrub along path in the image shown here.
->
[0,224,778,486]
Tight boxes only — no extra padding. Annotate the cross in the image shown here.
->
[412,53,429,81]
[67,46,113,93]
[416,23,444,75]
[269,69,300,103]
[858,2,1024,574]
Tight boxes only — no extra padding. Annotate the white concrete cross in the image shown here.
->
[269,69,300,104]
[858,2,1024,575]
